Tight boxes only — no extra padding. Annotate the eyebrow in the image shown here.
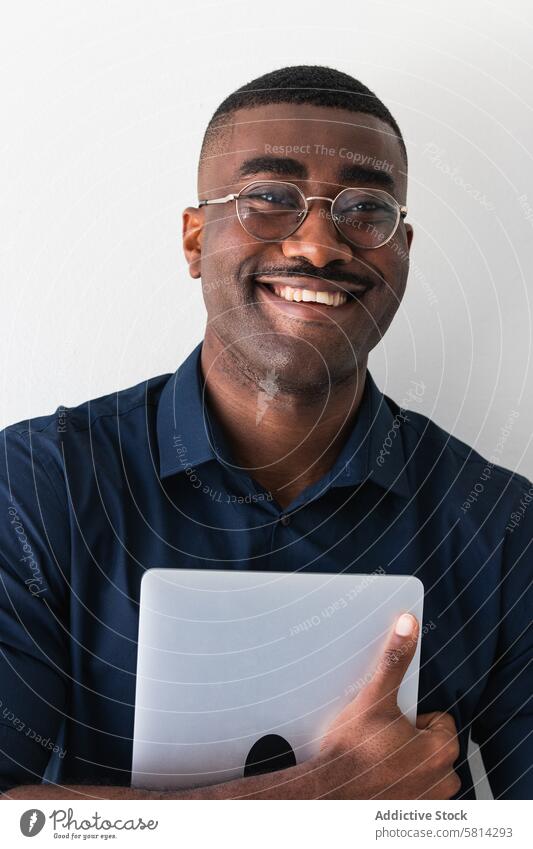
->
[338,163,395,189]
[234,155,396,190]
[235,156,307,180]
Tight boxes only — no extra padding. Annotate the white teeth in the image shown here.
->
[270,285,348,306]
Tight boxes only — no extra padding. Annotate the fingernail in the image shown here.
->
[395,613,415,637]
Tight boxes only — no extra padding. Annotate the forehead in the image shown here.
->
[199,103,407,196]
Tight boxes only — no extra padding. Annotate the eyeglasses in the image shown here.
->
[199,180,407,250]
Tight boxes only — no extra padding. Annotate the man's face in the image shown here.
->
[183,103,413,393]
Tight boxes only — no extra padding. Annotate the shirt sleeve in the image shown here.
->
[0,422,70,793]
[471,479,533,799]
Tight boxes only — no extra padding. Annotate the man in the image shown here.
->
[1,65,531,800]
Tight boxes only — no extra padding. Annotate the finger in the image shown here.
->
[357,613,419,714]
[419,770,462,800]
[422,711,458,738]
[416,711,444,730]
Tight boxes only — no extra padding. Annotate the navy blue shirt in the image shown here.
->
[0,343,531,798]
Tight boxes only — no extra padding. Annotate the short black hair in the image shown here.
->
[199,64,407,169]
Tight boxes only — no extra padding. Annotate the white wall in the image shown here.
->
[2,0,532,799]
[2,0,532,485]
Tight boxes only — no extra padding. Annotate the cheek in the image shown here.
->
[385,233,411,282]
[201,220,255,283]
[371,242,410,300]
[199,239,239,308]
[203,209,249,257]
[353,259,407,329]
[367,274,406,334]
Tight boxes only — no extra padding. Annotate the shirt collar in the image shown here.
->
[157,343,411,499]
[327,369,411,499]
[157,343,218,478]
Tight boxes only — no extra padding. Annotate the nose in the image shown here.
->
[281,198,353,268]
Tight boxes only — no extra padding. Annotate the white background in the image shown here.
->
[2,0,532,800]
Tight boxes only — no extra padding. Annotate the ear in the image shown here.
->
[405,223,414,251]
[182,206,204,279]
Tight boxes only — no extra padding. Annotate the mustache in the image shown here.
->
[251,262,376,289]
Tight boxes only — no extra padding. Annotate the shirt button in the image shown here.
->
[280,514,291,527]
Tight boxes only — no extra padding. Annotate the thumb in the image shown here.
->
[357,613,419,715]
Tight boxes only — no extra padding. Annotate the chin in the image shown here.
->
[239,338,361,397]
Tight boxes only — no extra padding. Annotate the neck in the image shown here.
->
[200,332,368,509]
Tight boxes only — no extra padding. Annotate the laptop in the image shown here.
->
[131,568,424,790]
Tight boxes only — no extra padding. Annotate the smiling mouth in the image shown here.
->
[254,274,369,309]
[265,284,348,306]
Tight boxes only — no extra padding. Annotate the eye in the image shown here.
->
[349,201,387,213]
[240,183,303,211]
[251,190,295,206]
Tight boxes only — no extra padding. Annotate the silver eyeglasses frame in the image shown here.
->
[198,179,408,249]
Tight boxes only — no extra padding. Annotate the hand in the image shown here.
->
[314,613,461,799]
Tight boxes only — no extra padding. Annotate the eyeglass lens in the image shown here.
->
[236,182,399,248]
